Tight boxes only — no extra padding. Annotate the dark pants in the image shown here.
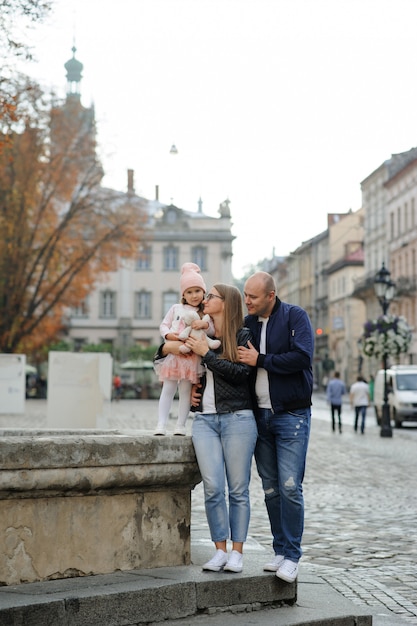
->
[330,404,342,432]
[354,406,367,433]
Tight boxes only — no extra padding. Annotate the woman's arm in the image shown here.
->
[185,332,253,383]
[160,340,190,356]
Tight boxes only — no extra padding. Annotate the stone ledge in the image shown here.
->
[0,432,201,585]
[0,563,296,626]
[0,430,197,470]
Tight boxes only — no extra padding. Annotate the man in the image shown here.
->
[349,375,370,434]
[238,271,314,584]
[326,371,346,433]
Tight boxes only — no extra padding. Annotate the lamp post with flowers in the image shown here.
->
[360,264,411,437]
[373,263,396,437]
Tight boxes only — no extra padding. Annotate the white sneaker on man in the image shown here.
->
[263,554,285,572]
[276,559,298,583]
[224,550,243,573]
[202,549,228,572]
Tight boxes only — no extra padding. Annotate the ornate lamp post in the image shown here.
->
[374,263,396,438]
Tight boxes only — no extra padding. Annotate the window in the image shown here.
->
[100,290,116,318]
[192,246,207,270]
[136,245,152,270]
[135,291,152,318]
[163,245,179,270]
[390,212,394,240]
[71,298,89,318]
[163,291,179,317]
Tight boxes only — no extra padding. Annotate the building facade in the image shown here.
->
[53,49,234,360]
[68,192,234,359]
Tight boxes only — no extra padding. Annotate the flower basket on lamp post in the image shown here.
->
[361,313,412,437]
[360,263,413,437]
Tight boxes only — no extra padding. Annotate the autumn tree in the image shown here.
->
[1,0,52,150]
[0,75,147,353]
[0,0,51,60]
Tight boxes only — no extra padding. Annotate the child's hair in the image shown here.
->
[211,283,244,362]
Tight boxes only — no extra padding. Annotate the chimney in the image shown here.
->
[155,185,159,201]
[127,169,135,194]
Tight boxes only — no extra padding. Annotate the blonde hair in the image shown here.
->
[212,283,244,362]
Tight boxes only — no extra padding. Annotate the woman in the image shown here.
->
[182,283,258,574]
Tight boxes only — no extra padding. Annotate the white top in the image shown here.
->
[255,317,272,409]
[350,380,370,406]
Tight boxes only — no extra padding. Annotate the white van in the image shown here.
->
[374,365,417,427]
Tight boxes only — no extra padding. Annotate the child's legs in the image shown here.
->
[176,379,192,426]
[158,380,178,425]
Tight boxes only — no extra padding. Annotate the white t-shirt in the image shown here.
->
[201,369,216,413]
[350,380,369,406]
[255,317,272,409]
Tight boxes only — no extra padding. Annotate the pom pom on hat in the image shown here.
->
[180,262,206,294]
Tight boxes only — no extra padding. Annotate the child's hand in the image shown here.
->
[191,319,209,330]
[165,332,180,341]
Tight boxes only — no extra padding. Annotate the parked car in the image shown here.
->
[374,365,417,427]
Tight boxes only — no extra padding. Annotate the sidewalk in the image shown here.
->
[0,397,413,625]
[0,526,406,625]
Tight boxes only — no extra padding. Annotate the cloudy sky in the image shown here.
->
[22,0,417,278]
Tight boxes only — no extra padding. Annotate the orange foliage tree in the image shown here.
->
[0,75,147,354]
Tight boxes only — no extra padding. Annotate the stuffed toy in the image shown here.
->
[177,311,221,354]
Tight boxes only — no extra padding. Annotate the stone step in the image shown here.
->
[0,554,375,626]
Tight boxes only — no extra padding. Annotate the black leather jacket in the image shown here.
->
[191,327,254,414]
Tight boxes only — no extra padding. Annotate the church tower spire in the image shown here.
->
[64,45,83,99]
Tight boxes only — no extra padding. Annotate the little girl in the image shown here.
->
[154,262,218,436]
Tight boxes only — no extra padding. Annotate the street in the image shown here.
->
[1,393,417,624]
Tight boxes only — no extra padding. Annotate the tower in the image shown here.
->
[50,46,103,183]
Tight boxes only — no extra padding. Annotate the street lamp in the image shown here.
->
[374,262,396,438]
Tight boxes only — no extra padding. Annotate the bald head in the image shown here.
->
[244,272,276,318]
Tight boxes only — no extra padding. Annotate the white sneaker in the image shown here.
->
[276,559,298,583]
[263,554,285,572]
[174,426,187,436]
[153,424,166,436]
[202,549,228,572]
[224,550,243,573]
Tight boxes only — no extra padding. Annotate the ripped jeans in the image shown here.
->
[254,407,311,562]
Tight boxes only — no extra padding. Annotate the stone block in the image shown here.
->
[0,432,201,585]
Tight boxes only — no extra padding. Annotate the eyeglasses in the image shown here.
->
[205,293,224,301]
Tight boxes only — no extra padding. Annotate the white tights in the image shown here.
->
[156,379,192,429]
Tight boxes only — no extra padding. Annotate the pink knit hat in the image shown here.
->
[180,262,206,295]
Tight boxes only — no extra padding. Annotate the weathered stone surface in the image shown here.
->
[0,431,201,585]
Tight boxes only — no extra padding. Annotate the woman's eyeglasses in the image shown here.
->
[205,293,224,301]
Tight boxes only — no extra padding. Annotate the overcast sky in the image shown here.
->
[22,0,417,278]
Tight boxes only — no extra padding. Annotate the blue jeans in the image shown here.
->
[354,406,367,432]
[192,410,258,543]
[254,407,311,562]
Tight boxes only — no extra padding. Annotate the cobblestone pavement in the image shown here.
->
[2,393,417,624]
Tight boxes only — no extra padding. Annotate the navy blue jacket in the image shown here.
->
[245,298,314,412]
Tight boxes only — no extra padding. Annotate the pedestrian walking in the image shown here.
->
[113,374,122,401]
[326,371,346,433]
[350,375,370,434]
[238,271,314,584]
